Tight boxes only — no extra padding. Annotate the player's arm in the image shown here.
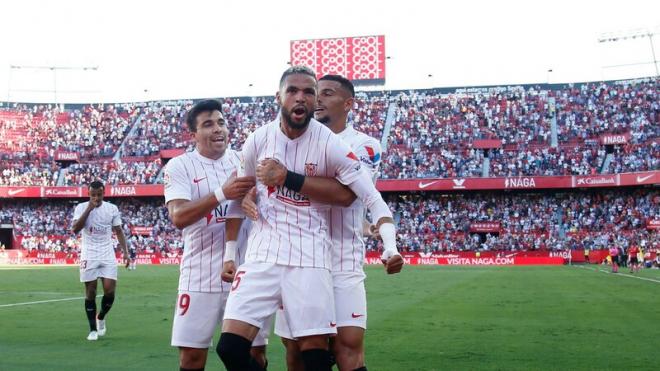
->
[112,225,130,268]
[331,140,402,274]
[72,201,97,234]
[255,158,356,206]
[167,174,255,229]
[221,217,243,283]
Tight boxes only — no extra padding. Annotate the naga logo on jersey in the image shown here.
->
[304,163,318,176]
[206,203,229,225]
[267,185,310,206]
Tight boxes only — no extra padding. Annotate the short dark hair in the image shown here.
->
[279,66,317,89]
[185,99,223,132]
[319,75,355,98]
[89,180,104,190]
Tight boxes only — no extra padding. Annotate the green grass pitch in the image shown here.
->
[1,265,659,370]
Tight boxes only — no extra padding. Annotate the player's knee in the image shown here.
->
[85,290,96,300]
[250,345,268,369]
[179,347,206,369]
[216,332,251,370]
[333,334,365,370]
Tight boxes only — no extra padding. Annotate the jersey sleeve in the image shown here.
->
[327,135,365,186]
[227,134,257,218]
[354,137,382,182]
[164,157,192,203]
[111,205,122,227]
[241,133,257,177]
[72,203,84,224]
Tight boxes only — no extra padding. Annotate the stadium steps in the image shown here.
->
[56,168,67,186]
[599,153,614,174]
[548,97,558,147]
[555,207,565,239]
[114,114,144,160]
[482,156,490,177]
[380,102,397,152]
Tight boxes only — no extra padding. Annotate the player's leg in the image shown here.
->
[250,313,273,369]
[333,274,368,370]
[80,260,100,339]
[333,327,366,371]
[281,338,304,371]
[98,277,116,320]
[83,279,98,335]
[219,262,281,371]
[172,291,226,370]
[282,267,336,371]
[275,309,304,371]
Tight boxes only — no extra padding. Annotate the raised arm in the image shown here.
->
[72,201,97,234]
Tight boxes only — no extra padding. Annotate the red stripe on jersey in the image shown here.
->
[210,232,214,292]
[346,152,358,161]
[351,208,356,272]
[297,209,302,268]
[340,208,344,271]
[199,230,204,292]
[310,209,315,267]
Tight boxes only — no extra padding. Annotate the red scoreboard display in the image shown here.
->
[290,35,386,85]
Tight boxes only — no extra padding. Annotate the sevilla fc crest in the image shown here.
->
[304,163,318,176]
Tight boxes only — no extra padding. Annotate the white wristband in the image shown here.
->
[379,222,397,253]
[214,186,226,203]
[224,240,237,262]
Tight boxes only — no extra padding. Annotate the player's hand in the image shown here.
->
[256,158,286,187]
[381,250,404,274]
[221,260,237,283]
[87,199,100,209]
[241,187,259,221]
[222,171,256,200]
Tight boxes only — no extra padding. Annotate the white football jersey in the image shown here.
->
[164,149,251,293]
[330,125,382,272]
[234,117,364,269]
[72,201,122,261]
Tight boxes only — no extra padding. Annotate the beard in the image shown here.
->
[281,106,313,130]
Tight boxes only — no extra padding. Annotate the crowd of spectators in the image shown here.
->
[366,189,658,252]
[0,199,180,254]
[0,79,657,184]
[2,190,656,255]
[61,159,162,185]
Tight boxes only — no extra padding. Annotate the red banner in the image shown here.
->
[472,139,502,149]
[130,226,153,236]
[2,250,655,266]
[0,172,657,198]
[600,132,630,145]
[469,222,501,233]
[647,219,660,230]
[573,174,619,187]
[160,149,185,159]
[42,186,82,198]
[54,151,80,162]
[291,35,386,82]
[619,172,657,186]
